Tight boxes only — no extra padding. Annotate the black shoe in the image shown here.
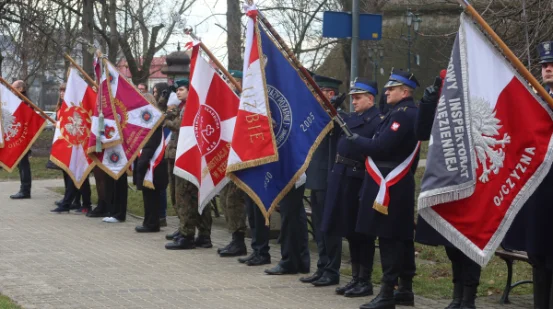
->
[135,225,160,233]
[219,233,247,256]
[165,236,196,250]
[264,264,296,275]
[359,283,395,309]
[312,275,339,287]
[50,207,70,213]
[69,203,81,210]
[299,271,322,283]
[238,252,257,264]
[459,286,477,309]
[10,192,30,199]
[54,200,62,206]
[217,242,231,254]
[195,235,213,248]
[86,211,108,218]
[344,280,373,297]
[394,278,414,306]
[159,218,167,227]
[336,278,359,295]
[246,255,271,266]
[166,230,180,241]
[445,283,463,309]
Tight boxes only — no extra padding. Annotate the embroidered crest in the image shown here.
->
[2,107,21,141]
[104,124,116,139]
[108,151,121,164]
[267,85,292,148]
[60,105,91,146]
[193,105,221,155]
[390,122,400,131]
[471,97,511,183]
[141,109,153,124]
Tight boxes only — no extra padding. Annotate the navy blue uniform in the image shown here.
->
[321,107,382,237]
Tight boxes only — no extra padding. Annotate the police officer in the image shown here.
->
[413,71,483,309]
[321,78,382,297]
[503,41,553,309]
[218,70,248,258]
[300,75,344,287]
[348,70,420,309]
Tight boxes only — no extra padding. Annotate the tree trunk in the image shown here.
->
[82,0,94,77]
[107,0,118,62]
[226,0,242,70]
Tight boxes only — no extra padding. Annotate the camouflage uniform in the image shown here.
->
[219,182,247,233]
[176,177,212,237]
[164,108,180,212]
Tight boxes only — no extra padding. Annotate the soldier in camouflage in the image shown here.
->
[164,79,213,250]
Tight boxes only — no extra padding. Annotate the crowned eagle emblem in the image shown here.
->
[2,107,21,141]
[471,97,511,183]
[64,111,85,138]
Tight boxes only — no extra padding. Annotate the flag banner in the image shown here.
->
[50,68,97,189]
[87,57,123,152]
[418,14,553,266]
[0,82,46,172]
[90,60,165,179]
[174,42,240,213]
[229,18,333,221]
[143,126,171,189]
[226,7,278,172]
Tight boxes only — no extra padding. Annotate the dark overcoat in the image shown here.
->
[321,106,382,237]
[350,98,419,240]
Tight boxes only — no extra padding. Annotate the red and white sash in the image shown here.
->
[365,142,420,215]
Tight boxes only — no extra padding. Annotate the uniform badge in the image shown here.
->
[545,42,551,55]
[390,122,400,131]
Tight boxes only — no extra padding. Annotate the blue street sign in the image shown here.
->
[322,11,382,40]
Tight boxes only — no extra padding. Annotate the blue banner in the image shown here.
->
[232,24,333,219]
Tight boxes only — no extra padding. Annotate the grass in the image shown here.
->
[0,295,22,309]
[0,156,63,181]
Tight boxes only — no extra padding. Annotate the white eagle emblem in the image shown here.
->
[64,111,85,137]
[471,97,511,183]
[2,107,21,141]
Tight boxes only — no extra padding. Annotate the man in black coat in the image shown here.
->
[134,126,168,232]
[320,77,382,298]
[348,70,421,309]
[300,75,343,287]
[503,41,553,309]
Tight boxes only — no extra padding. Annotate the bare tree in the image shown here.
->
[226,0,242,70]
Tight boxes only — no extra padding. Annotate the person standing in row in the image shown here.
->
[9,80,32,200]
[321,78,382,298]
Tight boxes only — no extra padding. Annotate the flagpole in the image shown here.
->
[256,12,353,137]
[458,0,553,108]
[184,29,242,93]
[0,77,56,124]
[64,53,98,88]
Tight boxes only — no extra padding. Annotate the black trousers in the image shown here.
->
[529,254,553,309]
[278,185,310,272]
[60,172,91,208]
[18,152,31,195]
[347,233,375,269]
[105,176,128,221]
[142,188,160,229]
[91,167,109,213]
[445,246,481,287]
[311,189,342,278]
[379,238,416,285]
[245,195,270,258]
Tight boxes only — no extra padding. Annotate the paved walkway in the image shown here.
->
[0,179,531,309]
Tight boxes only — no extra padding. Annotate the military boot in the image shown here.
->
[344,265,373,297]
[445,282,464,309]
[336,263,359,295]
[459,285,477,309]
[219,231,247,257]
[394,277,414,306]
[195,235,213,248]
[359,282,395,309]
[165,235,196,250]
[165,230,180,241]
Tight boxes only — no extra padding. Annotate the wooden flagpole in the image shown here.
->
[458,0,553,108]
[184,29,242,93]
[64,53,98,88]
[0,77,56,124]
[255,11,353,137]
